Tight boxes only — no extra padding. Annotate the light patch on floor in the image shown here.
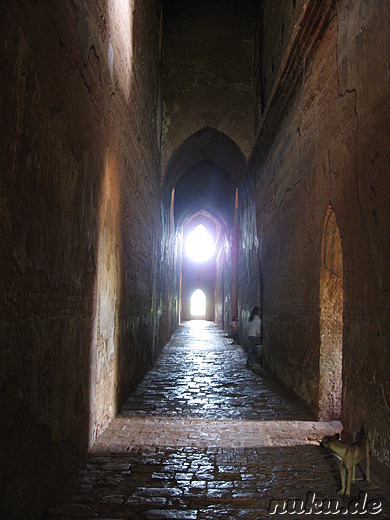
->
[92,417,342,452]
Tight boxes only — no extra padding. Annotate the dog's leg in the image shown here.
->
[346,465,352,497]
[352,461,356,483]
[338,463,346,495]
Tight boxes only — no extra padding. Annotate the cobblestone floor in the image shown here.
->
[46,321,390,519]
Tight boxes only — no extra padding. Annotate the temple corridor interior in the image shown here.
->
[1,0,390,517]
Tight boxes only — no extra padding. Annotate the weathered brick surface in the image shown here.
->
[161,0,255,173]
[247,1,390,469]
[258,0,307,106]
[237,183,262,346]
[1,0,163,517]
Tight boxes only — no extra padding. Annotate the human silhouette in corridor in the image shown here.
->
[246,306,261,368]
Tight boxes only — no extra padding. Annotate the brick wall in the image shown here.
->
[249,1,390,468]
[161,0,255,174]
[0,0,163,516]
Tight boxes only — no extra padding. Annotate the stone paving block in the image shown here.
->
[145,510,198,519]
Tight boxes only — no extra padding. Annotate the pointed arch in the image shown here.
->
[319,205,343,421]
[163,127,247,192]
[191,289,207,317]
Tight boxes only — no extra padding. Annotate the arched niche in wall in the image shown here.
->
[319,205,343,421]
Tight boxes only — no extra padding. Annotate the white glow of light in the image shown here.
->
[191,289,206,316]
[185,224,214,262]
[107,0,133,98]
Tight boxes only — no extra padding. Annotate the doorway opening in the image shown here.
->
[180,213,218,322]
[319,206,343,421]
[185,224,215,263]
[191,289,206,318]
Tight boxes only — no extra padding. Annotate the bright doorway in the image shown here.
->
[191,289,206,318]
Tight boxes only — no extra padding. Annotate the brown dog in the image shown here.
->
[320,430,370,496]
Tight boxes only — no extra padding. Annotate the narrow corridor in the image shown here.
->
[46,323,389,519]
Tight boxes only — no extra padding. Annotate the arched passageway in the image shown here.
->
[181,215,217,322]
[163,128,247,330]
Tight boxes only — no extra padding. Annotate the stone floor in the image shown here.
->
[46,321,390,519]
